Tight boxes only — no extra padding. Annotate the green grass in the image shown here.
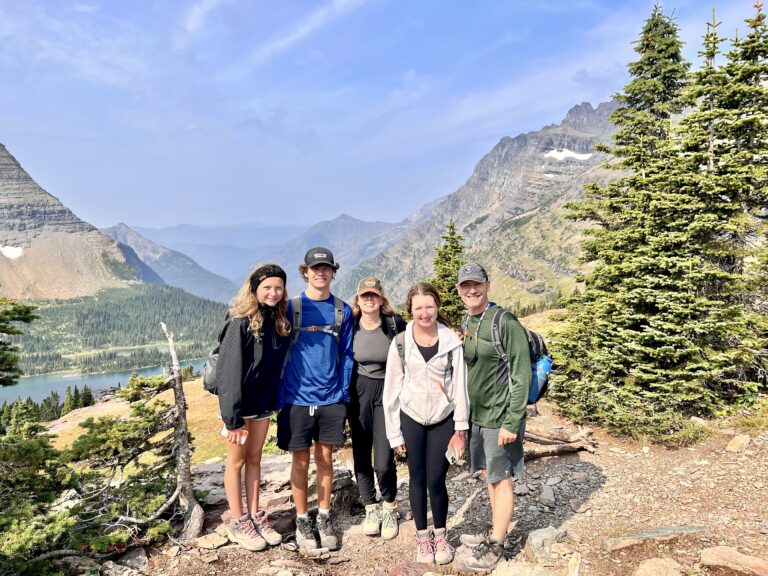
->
[730,395,768,433]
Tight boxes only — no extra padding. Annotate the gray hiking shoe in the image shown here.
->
[463,538,504,573]
[415,529,435,564]
[380,502,399,540]
[362,503,381,536]
[227,513,267,551]
[295,515,318,550]
[252,510,282,546]
[432,527,454,565]
[316,512,339,550]
[459,530,488,548]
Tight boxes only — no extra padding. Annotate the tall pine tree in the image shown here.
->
[61,385,74,415]
[429,221,466,328]
[555,4,702,439]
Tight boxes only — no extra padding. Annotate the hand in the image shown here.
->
[227,428,248,445]
[448,433,465,460]
[498,428,517,447]
[395,444,406,454]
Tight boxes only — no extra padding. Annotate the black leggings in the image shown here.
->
[400,410,454,530]
[350,375,397,504]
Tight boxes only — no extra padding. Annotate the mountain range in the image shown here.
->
[1,99,620,338]
[103,224,238,303]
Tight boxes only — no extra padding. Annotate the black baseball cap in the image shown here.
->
[457,262,489,284]
[304,246,338,268]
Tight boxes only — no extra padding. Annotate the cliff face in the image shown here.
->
[0,144,148,300]
[337,101,620,304]
[104,223,237,303]
[0,144,96,246]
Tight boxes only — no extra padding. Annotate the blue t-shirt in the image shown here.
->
[278,292,354,407]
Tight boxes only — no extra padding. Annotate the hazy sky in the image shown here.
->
[0,0,754,228]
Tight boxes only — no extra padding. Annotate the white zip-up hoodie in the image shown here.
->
[383,321,469,448]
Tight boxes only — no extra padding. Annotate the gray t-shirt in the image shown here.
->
[353,325,391,379]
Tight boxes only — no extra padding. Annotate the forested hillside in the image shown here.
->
[14,285,226,375]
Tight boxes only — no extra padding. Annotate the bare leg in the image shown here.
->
[314,443,334,509]
[488,478,514,542]
[291,449,311,515]
[224,433,247,518]
[244,418,270,515]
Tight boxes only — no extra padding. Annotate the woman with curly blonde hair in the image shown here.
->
[217,263,291,551]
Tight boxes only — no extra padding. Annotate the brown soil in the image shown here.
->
[145,402,768,576]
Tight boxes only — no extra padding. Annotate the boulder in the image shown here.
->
[632,558,684,576]
[700,546,768,576]
[539,485,556,508]
[195,532,229,549]
[53,556,100,575]
[101,561,142,576]
[523,525,567,563]
[725,435,752,453]
[117,547,149,573]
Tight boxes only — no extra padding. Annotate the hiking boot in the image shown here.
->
[463,538,504,573]
[459,529,490,548]
[380,501,399,541]
[295,515,318,550]
[316,511,339,550]
[415,529,435,564]
[432,527,454,565]
[362,503,381,536]
[252,510,282,546]
[226,513,267,551]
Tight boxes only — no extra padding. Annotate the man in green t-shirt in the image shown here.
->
[456,263,530,573]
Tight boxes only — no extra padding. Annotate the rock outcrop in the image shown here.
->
[337,101,620,304]
[0,144,149,300]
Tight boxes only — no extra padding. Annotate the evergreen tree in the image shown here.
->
[80,384,95,407]
[8,399,38,436]
[0,401,10,430]
[0,297,36,387]
[429,221,466,328]
[556,4,706,440]
[39,390,62,421]
[72,385,81,409]
[61,385,74,415]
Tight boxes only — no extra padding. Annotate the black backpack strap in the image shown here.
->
[490,308,509,362]
[385,314,397,337]
[280,296,303,378]
[297,295,344,342]
[289,295,303,347]
[333,295,344,344]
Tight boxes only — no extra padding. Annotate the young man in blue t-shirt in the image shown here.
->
[277,247,354,551]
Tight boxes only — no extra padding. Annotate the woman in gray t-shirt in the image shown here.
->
[350,276,406,541]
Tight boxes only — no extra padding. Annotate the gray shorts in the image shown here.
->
[469,419,526,484]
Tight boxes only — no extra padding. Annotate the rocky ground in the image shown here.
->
[59,402,767,576]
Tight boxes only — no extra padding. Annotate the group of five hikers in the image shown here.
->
[215,247,530,573]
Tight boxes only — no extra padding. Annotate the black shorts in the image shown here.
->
[277,402,347,451]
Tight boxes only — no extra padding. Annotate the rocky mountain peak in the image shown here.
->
[560,100,619,133]
[0,143,95,247]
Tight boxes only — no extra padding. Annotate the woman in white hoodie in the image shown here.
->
[383,282,469,565]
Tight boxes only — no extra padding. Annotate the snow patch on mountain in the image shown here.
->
[544,149,593,161]
[1,246,22,259]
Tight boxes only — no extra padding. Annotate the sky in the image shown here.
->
[0,0,756,228]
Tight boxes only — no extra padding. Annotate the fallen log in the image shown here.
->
[524,442,594,460]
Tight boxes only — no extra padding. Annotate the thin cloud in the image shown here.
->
[223,0,370,79]
[174,0,227,50]
[0,4,149,89]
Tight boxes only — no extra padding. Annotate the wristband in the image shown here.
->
[454,430,467,440]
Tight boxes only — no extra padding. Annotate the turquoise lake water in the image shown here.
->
[0,359,207,404]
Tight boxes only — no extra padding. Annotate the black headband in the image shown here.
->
[250,264,287,292]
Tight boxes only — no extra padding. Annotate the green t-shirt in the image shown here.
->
[463,305,530,433]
